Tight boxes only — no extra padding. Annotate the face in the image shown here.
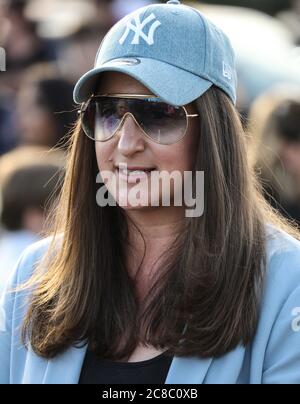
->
[17,84,56,146]
[279,140,300,178]
[94,71,199,211]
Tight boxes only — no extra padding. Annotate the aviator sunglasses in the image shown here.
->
[78,94,199,145]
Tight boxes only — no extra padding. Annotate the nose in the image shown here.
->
[116,112,146,156]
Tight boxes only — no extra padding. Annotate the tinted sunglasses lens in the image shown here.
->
[81,98,122,141]
[81,97,187,144]
[81,99,95,139]
[135,99,187,144]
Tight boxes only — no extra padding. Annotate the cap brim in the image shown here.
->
[73,57,213,106]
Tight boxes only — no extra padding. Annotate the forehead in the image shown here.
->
[96,72,153,95]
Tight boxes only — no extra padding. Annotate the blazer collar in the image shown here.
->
[23,344,214,384]
[165,356,213,384]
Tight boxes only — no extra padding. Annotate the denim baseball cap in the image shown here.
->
[73,0,237,106]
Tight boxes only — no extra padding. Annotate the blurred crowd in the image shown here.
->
[0,0,300,295]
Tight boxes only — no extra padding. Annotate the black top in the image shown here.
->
[78,349,173,384]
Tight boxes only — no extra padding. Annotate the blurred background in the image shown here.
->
[0,0,300,295]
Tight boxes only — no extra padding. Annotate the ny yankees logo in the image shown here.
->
[119,12,161,46]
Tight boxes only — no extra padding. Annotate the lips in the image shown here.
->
[115,165,156,184]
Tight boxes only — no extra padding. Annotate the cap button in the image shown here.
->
[167,0,181,4]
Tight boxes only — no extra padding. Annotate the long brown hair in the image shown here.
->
[22,86,300,360]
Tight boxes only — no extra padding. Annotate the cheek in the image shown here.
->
[155,132,198,173]
[95,141,115,172]
[151,133,198,202]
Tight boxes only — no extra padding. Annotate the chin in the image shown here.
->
[115,190,160,210]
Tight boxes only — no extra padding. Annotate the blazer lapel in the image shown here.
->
[42,344,88,384]
[165,356,213,384]
[165,345,246,384]
[23,344,87,384]
[21,346,49,384]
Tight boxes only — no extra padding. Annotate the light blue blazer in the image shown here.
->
[1,224,300,384]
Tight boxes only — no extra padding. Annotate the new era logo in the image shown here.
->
[222,61,232,80]
[119,12,162,46]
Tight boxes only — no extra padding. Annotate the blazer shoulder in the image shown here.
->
[253,225,300,383]
[0,235,60,333]
[8,235,61,287]
[264,223,300,297]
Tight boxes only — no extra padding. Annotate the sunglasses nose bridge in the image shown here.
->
[115,111,144,136]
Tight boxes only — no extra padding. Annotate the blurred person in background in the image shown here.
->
[16,64,77,149]
[248,88,300,225]
[277,0,300,45]
[0,100,18,155]
[57,24,106,83]
[0,146,65,296]
[0,0,57,71]
[0,0,59,155]
[92,0,115,31]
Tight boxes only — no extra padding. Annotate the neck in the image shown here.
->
[125,206,186,300]
[126,205,185,241]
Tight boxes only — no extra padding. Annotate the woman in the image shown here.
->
[16,65,76,149]
[1,0,300,384]
[248,88,300,225]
